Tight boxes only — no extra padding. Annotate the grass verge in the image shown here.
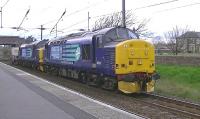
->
[155,64,200,102]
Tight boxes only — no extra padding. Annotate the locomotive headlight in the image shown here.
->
[124,44,128,48]
[130,49,134,56]
[116,64,119,69]
[150,63,155,68]
[137,59,142,65]
[129,60,133,65]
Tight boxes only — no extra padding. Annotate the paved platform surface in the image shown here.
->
[0,62,143,119]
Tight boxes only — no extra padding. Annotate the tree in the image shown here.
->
[152,36,166,54]
[25,36,37,42]
[92,11,151,38]
[164,26,189,55]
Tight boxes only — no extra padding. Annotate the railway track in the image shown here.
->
[4,62,200,119]
[133,93,200,119]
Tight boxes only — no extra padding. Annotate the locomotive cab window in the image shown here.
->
[82,44,91,60]
[105,29,117,43]
[96,35,103,48]
[105,28,138,43]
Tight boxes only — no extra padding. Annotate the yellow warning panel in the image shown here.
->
[115,40,155,74]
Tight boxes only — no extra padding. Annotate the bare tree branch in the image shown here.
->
[92,11,151,38]
[164,26,189,55]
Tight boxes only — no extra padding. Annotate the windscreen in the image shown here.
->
[105,28,138,43]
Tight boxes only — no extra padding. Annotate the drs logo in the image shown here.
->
[62,44,80,62]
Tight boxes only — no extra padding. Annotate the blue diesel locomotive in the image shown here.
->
[16,27,159,94]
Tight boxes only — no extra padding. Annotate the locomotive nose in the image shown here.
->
[115,39,156,93]
[115,39,155,74]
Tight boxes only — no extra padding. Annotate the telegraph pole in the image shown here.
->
[37,25,46,40]
[0,0,10,28]
[41,25,43,40]
[88,11,90,31]
[122,0,126,28]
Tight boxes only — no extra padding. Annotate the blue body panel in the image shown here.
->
[19,46,37,63]
[96,47,115,77]
[44,34,116,77]
[45,38,94,72]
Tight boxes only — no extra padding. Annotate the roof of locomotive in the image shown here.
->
[93,27,113,35]
[20,39,49,48]
[48,27,136,45]
[35,39,49,48]
[48,31,89,45]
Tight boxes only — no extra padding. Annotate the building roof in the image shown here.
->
[178,31,200,39]
[0,36,33,46]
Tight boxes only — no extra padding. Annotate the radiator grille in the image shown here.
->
[104,48,115,71]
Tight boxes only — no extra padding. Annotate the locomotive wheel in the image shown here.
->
[95,75,103,87]
[87,74,97,87]
[58,68,63,77]
[102,78,117,91]
[79,73,87,84]
[43,65,48,73]
[54,67,59,76]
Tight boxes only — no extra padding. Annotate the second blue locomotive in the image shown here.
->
[16,27,159,93]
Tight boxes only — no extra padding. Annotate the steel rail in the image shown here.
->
[135,93,200,119]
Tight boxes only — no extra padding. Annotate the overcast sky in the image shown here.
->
[0,0,200,40]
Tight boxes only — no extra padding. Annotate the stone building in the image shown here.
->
[178,31,200,53]
[0,36,34,47]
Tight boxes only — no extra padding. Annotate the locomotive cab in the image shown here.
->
[92,27,158,93]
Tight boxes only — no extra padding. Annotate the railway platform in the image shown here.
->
[0,62,143,119]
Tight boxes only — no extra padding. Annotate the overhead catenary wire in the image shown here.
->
[39,0,110,27]
[2,0,10,8]
[18,0,199,40]
[41,0,185,39]
[21,0,110,37]
[134,0,179,10]
[52,0,199,38]
[81,0,180,19]
[59,19,88,31]
[20,0,188,35]
[155,2,200,13]
[4,0,176,28]
[90,0,180,20]
[44,19,87,39]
